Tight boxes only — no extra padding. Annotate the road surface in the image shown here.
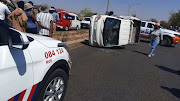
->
[64,38,180,101]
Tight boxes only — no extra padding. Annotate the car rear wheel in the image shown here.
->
[161,37,172,47]
[36,69,68,101]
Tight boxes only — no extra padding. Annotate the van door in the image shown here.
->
[70,15,76,29]
[0,23,33,100]
[118,20,131,46]
[129,20,141,44]
[102,18,121,46]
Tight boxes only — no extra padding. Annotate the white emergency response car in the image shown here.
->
[0,20,72,101]
[89,15,141,47]
[141,21,180,46]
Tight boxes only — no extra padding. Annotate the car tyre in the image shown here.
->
[36,69,68,101]
[162,37,172,47]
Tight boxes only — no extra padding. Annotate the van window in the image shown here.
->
[11,30,23,45]
[141,22,146,27]
[76,16,80,20]
[69,15,75,20]
[103,18,121,46]
[58,13,61,19]
[147,23,154,28]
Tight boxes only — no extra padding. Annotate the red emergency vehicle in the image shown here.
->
[56,11,81,31]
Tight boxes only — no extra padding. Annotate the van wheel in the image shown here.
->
[65,25,69,31]
[76,26,79,30]
[162,37,172,47]
[36,69,68,101]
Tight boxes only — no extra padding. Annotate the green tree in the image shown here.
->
[150,18,158,23]
[80,8,96,17]
[169,10,180,27]
[160,20,170,28]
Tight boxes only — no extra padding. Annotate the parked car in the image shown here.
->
[56,11,81,31]
[89,15,141,47]
[0,20,72,101]
[140,21,180,46]
[81,17,91,28]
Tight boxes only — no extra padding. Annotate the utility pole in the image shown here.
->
[106,0,109,14]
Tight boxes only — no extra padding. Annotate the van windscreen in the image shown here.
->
[103,18,121,46]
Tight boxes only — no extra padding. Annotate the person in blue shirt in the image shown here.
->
[170,26,175,31]
[24,3,37,34]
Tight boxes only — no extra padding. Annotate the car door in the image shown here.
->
[140,21,147,34]
[0,23,33,101]
[146,22,155,35]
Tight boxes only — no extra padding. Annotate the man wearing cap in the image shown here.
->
[148,23,163,58]
[49,7,59,33]
[36,3,53,37]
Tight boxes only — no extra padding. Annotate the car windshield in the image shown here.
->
[84,18,90,21]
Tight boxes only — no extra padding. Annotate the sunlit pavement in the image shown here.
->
[64,38,180,101]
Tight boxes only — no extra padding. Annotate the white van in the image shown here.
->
[89,15,141,47]
[141,21,180,46]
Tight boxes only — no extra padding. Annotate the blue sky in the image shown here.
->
[23,0,180,22]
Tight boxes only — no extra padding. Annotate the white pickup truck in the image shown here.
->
[141,21,180,46]
[0,20,72,101]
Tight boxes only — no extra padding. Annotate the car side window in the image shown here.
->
[147,23,154,28]
[10,30,23,45]
[0,24,10,46]
[76,16,79,21]
[141,22,146,27]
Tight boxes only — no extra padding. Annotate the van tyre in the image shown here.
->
[162,37,172,47]
[76,26,79,30]
[36,69,68,101]
[65,25,69,31]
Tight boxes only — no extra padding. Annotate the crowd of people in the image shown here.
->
[0,0,60,37]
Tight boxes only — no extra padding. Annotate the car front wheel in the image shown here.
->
[36,69,68,101]
[161,37,172,47]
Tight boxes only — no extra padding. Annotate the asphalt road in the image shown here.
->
[64,38,180,101]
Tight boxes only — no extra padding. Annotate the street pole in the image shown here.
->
[106,0,109,14]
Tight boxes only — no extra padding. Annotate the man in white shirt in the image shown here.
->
[37,3,53,37]
[0,0,11,21]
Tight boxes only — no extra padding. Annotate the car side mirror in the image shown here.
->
[9,28,30,50]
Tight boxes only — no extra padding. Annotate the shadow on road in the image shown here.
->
[81,40,125,49]
[133,51,148,56]
[161,86,180,99]
[155,65,180,75]
[81,40,90,46]
[140,39,150,44]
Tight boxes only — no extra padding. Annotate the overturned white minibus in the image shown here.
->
[89,15,141,47]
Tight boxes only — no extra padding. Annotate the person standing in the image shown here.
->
[24,3,37,34]
[148,23,163,58]
[36,3,53,37]
[0,0,11,21]
[49,7,59,32]
[8,1,28,32]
